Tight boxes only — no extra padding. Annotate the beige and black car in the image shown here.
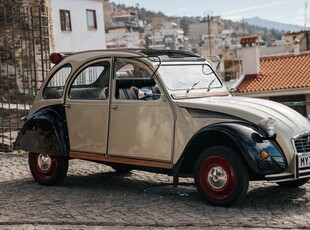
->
[15,49,310,206]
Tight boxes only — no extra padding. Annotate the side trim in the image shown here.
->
[69,152,173,169]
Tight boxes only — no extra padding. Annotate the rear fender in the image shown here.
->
[14,108,68,156]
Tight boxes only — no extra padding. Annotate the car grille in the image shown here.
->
[294,135,310,153]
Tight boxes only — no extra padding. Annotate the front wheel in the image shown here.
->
[29,152,68,186]
[194,146,249,207]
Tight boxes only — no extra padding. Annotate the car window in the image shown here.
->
[43,64,72,99]
[69,61,110,100]
[115,59,160,101]
[116,60,151,79]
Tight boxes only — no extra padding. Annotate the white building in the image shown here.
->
[50,0,106,52]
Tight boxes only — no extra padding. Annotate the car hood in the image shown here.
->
[177,96,310,138]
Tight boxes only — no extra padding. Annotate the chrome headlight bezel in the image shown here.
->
[258,117,277,138]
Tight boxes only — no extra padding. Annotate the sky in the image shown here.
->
[112,0,309,26]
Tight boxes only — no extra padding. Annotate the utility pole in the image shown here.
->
[207,15,212,57]
[305,1,308,30]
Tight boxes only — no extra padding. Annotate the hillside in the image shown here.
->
[244,17,303,32]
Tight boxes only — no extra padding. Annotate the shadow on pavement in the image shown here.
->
[1,169,308,210]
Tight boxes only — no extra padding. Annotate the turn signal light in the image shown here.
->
[261,151,269,159]
[50,52,65,65]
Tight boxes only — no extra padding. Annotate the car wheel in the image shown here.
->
[28,152,68,186]
[194,146,249,207]
[277,178,310,188]
[111,164,132,173]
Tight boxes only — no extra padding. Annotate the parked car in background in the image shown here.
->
[15,49,310,206]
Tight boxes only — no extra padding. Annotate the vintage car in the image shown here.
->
[15,49,310,206]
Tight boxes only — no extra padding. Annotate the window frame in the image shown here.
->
[59,10,72,31]
[86,9,97,30]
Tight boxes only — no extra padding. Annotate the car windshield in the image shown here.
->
[157,63,222,92]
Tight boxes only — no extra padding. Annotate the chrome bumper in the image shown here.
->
[265,153,310,182]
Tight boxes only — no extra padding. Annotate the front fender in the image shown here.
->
[208,122,287,174]
[14,108,68,156]
[179,122,287,176]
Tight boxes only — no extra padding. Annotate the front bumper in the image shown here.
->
[265,168,310,182]
[265,132,310,182]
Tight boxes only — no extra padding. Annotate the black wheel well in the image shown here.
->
[15,106,69,156]
[178,130,248,175]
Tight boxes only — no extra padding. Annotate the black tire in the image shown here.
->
[111,164,132,174]
[28,152,68,186]
[277,178,310,188]
[194,146,249,207]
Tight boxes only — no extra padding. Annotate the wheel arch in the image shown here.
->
[14,106,68,157]
[178,127,245,175]
[176,122,286,178]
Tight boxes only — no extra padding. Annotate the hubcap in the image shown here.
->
[37,154,52,172]
[207,166,228,190]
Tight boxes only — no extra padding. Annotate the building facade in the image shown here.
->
[51,0,106,52]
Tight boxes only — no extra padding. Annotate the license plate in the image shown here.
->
[299,155,310,168]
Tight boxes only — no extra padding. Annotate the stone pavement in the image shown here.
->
[1,152,310,229]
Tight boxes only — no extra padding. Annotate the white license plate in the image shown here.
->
[299,155,310,168]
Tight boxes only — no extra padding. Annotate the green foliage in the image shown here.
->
[179,16,200,35]
[114,2,165,23]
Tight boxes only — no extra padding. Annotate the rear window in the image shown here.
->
[43,64,72,99]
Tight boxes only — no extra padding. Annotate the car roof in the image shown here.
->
[50,49,206,65]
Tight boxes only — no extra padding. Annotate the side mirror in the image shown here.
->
[137,88,153,100]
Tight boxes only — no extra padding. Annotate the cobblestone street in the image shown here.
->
[1,152,310,229]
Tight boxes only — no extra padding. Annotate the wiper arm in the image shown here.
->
[186,81,200,93]
[207,78,216,92]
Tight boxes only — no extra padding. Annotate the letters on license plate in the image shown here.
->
[299,155,310,168]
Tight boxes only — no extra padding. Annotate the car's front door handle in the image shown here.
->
[63,104,71,108]
[112,105,118,110]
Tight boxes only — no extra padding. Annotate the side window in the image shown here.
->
[116,62,151,79]
[115,59,160,100]
[44,64,72,99]
[69,62,109,100]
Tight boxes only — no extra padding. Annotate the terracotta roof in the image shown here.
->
[237,52,310,93]
[240,36,259,46]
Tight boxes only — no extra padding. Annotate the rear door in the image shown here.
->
[65,60,110,154]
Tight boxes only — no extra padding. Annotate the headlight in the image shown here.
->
[258,117,277,138]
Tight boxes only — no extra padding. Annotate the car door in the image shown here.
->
[65,60,110,154]
[108,58,175,162]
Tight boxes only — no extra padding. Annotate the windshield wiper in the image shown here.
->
[186,81,200,93]
[207,78,216,92]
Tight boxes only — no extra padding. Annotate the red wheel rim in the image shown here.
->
[199,156,236,201]
[32,153,57,181]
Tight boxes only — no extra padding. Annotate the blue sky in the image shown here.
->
[112,0,309,26]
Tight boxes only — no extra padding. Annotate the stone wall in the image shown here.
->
[0,0,52,104]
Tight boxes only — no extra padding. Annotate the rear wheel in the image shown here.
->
[29,152,68,186]
[277,178,310,188]
[194,146,249,207]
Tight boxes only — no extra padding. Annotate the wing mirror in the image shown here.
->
[137,88,154,100]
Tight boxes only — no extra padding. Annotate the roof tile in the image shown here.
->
[237,52,310,93]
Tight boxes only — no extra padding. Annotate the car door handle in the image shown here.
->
[112,105,118,110]
[63,104,71,108]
